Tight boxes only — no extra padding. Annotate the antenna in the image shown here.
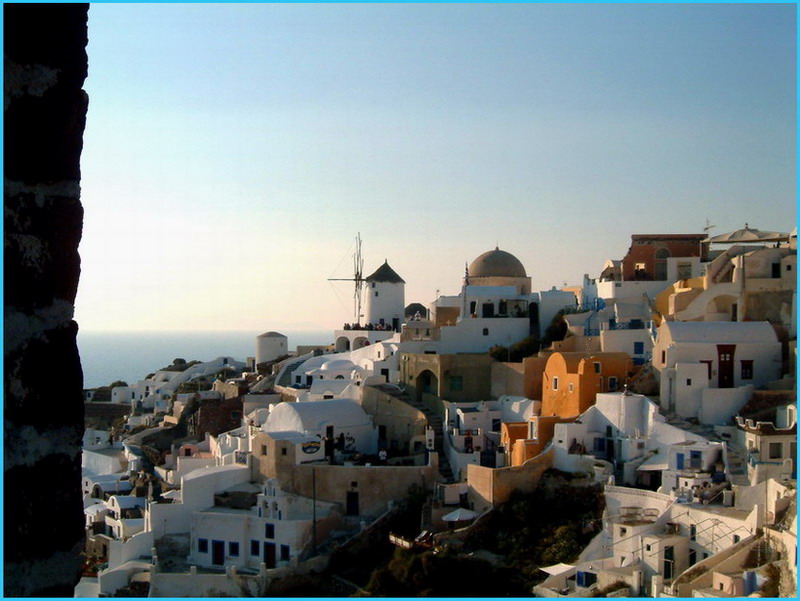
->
[703,218,715,236]
[328,233,366,324]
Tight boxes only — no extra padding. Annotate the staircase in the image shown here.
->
[660,409,750,486]
[275,353,316,387]
[371,384,456,483]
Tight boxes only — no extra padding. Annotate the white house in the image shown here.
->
[187,478,338,570]
[654,321,781,420]
[550,392,717,488]
[263,398,378,456]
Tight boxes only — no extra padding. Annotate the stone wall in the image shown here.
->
[467,446,554,511]
[4,3,89,596]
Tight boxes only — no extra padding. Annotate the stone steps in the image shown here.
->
[371,385,456,483]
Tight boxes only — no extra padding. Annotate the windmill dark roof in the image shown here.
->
[365,260,405,283]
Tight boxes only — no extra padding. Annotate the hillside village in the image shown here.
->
[77,226,797,597]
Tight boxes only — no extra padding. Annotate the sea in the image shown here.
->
[77,330,332,389]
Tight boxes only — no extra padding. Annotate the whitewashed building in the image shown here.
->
[654,321,781,420]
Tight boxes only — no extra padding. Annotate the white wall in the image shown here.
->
[698,386,753,426]
[438,316,529,354]
[673,363,710,419]
[597,280,669,302]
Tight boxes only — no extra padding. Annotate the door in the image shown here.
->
[663,546,674,580]
[717,344,736,388]
[346,491,359,516]
[482,303,494,318]
[212,540,225,566]
[676,453,684,470]
[263,542,276,568]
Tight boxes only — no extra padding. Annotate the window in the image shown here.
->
[568,383,574,393]
[633,341,644,355]
[449,376,463,392]
[661,350,666,365]
[733,535,740,544]
[482,328,489,336]
[741,360,753,380]
[553,377,559,391]
[281,447,287,456]
[251,540,260,556]
[374,291,378,297]
[198,538,208,553]
[265,523,275,539]
[608,377,618,392]
[619,527,627,537]
[593,362,601,374]
[690,524,696,541]
[260,444,267,456]
[686,379,692,386]
[677,263,692,280]
[769,442,782,459]
[280,545,290,561]
[229,542,239,557]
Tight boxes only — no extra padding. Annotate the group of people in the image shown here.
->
[342,322,394,331]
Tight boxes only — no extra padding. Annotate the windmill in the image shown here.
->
[328,233,366,326]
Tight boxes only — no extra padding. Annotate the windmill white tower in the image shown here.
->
[364,260,406,331]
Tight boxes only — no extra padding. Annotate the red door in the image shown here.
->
[717,344,736,388]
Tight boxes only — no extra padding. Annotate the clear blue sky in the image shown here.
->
[76,3,797,332]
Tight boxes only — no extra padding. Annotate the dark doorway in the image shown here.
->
[378,425,387,444]
[263,542,276,568]
[212,540,225,566]
[482,303,495,318]
[664,546,674,580]
[529,302,540,338]
[717,344,736,388]
[346,491,359,516]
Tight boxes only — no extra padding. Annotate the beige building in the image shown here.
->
[253,430,438,518]
[399,352,493,409]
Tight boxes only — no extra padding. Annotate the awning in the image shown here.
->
[540,563,575,576]
[704,224,789,244]
[637,454,668,471]
[442,507,479,522]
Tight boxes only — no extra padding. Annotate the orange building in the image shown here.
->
[541,352,633,418]
[503,416,575,466]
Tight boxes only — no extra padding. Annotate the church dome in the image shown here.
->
[468,247,526,278]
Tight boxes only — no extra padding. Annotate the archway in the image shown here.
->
[416,369,439,401]
[335,336,351,352]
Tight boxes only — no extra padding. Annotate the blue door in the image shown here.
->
[676,453,684,470]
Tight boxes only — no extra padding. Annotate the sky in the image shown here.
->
[76,3,797,333]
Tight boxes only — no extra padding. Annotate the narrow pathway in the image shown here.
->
[371,384,456,483]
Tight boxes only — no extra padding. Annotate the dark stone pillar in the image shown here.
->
[4,3,89,596]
